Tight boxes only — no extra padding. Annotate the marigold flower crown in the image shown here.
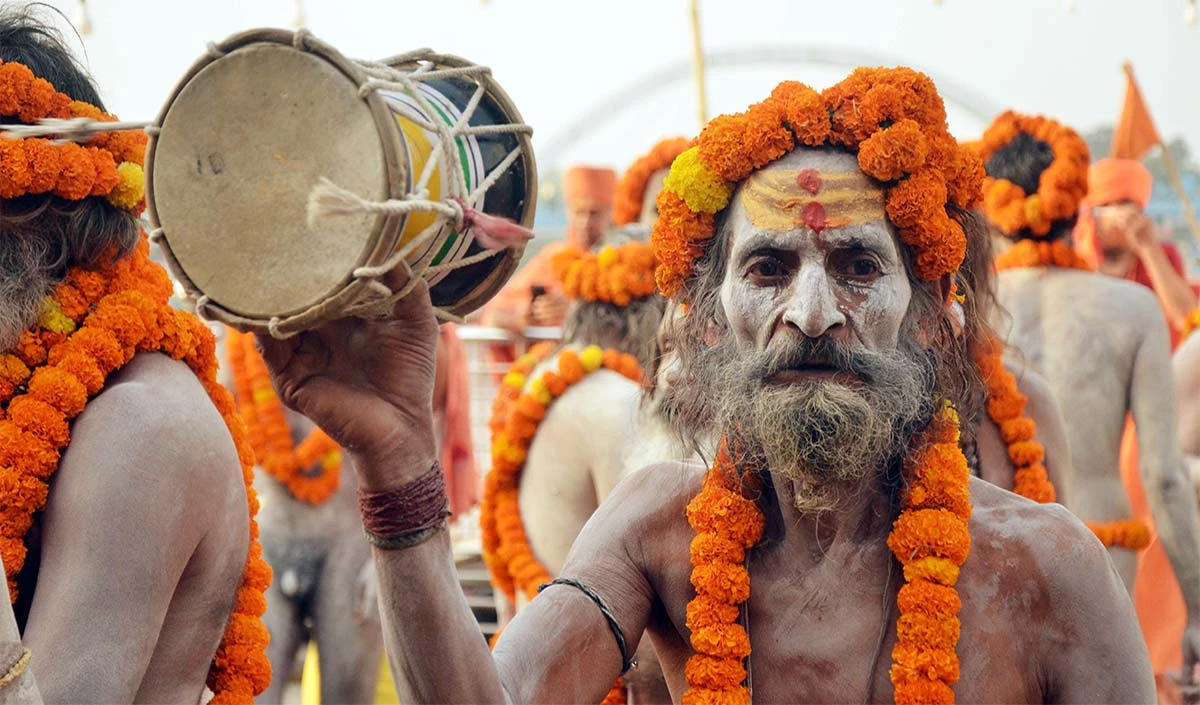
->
[551,240,658,307]
[650,67,984,301]
[613,137,693,226]
[974,111,1089,240]
[0,59,147,213]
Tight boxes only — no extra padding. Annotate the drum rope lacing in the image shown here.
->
[4,29,535,339]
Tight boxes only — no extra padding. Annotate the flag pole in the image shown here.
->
[1157,142,1200,251]
[689,0,709,127]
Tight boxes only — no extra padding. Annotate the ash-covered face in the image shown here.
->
[719,149,913,364]
[706,149,933,507]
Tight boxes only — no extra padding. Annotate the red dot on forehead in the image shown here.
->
[796,169,822,195]
[802,202,827,233]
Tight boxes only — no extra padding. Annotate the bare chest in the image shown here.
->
[646,540,1045,703]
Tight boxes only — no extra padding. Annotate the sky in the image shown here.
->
[31,0,1200,176]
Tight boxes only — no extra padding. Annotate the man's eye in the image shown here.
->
[844,256,880,279]
[748,258,784,280]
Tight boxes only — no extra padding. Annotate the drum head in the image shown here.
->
[148,33,399,320]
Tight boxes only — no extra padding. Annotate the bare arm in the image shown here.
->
[1041,505,1154,702]
[1174,333,1200,457]
[22,362,241,703]
[258,283,653,705]
[1014,367,1073,507]
[1130,307,1200,652]
[1138,241,1197,331]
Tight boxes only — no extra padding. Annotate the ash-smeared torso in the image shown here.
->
[995,267,1173,580]
[557,462,1149,704]
[518,351,642,578]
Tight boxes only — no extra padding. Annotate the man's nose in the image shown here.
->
[780,266,846,339]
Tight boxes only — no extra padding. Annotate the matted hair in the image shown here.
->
[561,294,667,373]
[0,5,140,277]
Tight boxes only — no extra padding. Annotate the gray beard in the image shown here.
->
[710,335,934,513]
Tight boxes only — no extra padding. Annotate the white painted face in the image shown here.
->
[718,148,914,365]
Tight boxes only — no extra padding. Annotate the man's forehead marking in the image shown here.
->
[742,168,885,233]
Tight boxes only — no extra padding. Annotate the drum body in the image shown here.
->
[146,29,536,334]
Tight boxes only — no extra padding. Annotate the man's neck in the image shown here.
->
[770,473,896,554]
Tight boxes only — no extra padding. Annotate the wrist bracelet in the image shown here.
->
[358,461,450,548]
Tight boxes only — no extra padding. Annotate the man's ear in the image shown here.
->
[937,274,954,305]
[915,276,955,349]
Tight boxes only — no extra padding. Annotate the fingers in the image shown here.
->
[254,331,301,374]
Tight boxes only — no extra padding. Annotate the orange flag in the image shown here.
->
[1111,62,1162,159]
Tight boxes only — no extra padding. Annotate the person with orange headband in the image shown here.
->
[977,113,1200,693]
[0,7,270,702]
[1077,157,1198,340]
[263,68,1153,703]
[480,166,617,334]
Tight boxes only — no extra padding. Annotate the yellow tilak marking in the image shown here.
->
[742,169,886,232]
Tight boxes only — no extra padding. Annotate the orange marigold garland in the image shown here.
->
[652,69,983,300]
[480,345,641,705]
[683,404,972,705]
[225,330,341,505]
[1086,519,1152,551]
[974,112,1089,238]
[974,336,1056,503]
[613,137,693,226]
[480,342,556,599]
[0,237,270,702]
[0,59,147,213]
[993,239,1092,272]
[482,345,642,602]
[551,241,658,307]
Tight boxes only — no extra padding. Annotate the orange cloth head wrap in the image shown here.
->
[1074,158,1154,266]
[563,166,617,210]
[1087,157,1153,208]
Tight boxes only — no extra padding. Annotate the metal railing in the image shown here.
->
[456,325,562,484]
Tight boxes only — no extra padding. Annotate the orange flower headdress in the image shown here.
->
[651,67,984,301]
[0,59,147,213]
[974,112,1089,239]
[613,137,693,226]
[551,241,658,307]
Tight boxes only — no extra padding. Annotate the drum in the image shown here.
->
[145,29,536,336]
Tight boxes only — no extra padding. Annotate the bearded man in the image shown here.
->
[0,8,269,703]
[260,68,1152,703]
[978,113,1200,662]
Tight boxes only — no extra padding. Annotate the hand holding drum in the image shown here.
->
[146,29,537,481]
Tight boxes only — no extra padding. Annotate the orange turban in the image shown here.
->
[1088,158,1153,208]
[1074,158,1154,266]
[563,166,617,210]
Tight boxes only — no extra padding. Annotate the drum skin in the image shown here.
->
[146,29,536,333]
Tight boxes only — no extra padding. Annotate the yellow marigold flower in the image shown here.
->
[662,147,734,214]
[597,245,619,269]
[902,556,960,586]
[528,378,552,405]
[580,345,604,372]
[252,388,276,404]
[106,162,144,210]
[37,298,75,335]
[502,372,526,389]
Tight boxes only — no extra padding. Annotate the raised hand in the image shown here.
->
[255,281,440,490]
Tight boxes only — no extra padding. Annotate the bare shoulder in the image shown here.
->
[967,477,1121,621]
[63,352,243,514]
[566,458,706,566]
